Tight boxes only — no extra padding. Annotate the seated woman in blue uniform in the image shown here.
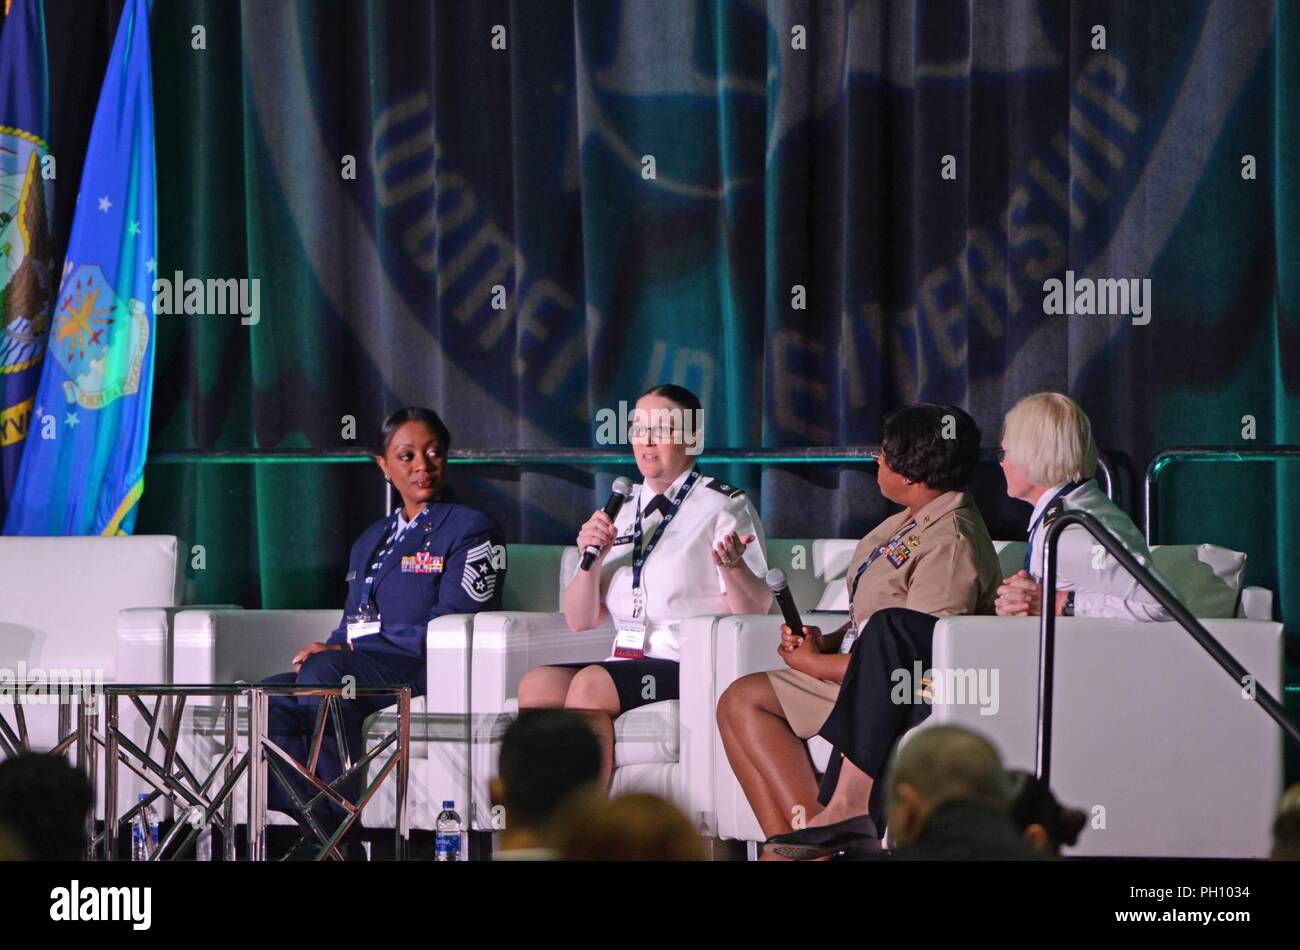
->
[766,392,1172,858]
[264,406,506,850]
[517,384,774,790]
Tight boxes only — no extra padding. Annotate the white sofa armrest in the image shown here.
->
[709,610,849,685]
[420,611,612,830]
[700,610,846,841]
[448,611,614,713]
[927,615,1283,857]
[116,605,243,685]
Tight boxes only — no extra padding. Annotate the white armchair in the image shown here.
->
[0,535,183,818]
[705,541,1284,857]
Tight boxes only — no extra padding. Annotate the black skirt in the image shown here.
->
[817,607,939,818]
[552,658,680,713]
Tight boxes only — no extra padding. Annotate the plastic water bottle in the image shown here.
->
[435,800,462,861]
[131,794,159,861]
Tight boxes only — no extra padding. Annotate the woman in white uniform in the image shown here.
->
[518,384,773,788]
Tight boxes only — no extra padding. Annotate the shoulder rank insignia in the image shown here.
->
[706,479,745,498]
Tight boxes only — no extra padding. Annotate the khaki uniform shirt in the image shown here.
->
[845,490,1001,630]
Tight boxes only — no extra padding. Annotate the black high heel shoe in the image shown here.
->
[763,814,881,860]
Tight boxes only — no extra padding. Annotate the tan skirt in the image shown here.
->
[766,668,841,739]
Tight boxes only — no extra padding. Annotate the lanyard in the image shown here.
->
[848,517,918,609]
[360,505,430,609]
[631,469,701,596]
[1023,481,1084,575]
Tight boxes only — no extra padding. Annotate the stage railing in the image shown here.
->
[149,446,1116,516]
[1036,510,1300,785]
[1144,445,1300,543]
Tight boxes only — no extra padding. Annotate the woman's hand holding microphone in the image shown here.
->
[577,509,619,566]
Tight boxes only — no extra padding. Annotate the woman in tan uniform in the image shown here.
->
[715,404,1000,844]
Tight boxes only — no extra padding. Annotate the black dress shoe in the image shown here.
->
[763,815,881,860]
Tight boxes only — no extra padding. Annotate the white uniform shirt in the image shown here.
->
[1026,479,1172,622]
[595,466,768,661]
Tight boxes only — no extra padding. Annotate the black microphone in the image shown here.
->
[580,476,634,571]
[766,568,804,635]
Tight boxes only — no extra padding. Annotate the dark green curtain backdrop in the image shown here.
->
[27,1,1300,676]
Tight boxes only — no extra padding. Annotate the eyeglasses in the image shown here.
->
[629,424,680,442]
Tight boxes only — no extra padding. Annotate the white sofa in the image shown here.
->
[709,541,1284,858]
[113,535,1283,860]
[124,545,596,835]
[0,535,184,817]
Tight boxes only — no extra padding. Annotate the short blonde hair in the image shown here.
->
[1002,392,1097,486]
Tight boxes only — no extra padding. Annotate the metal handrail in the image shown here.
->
[1035,510,1300,786]
[1143,445,1300,543]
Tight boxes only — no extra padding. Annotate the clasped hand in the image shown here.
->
[994,570,1070,616]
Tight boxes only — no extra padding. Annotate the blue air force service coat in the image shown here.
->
[325,500,507,660]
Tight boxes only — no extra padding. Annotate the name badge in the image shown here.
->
[347,604,381,643]
[839,624,859,655]
[613,619,647,659]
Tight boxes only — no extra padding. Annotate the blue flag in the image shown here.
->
[0,0,53,526]
[3,0,156,536]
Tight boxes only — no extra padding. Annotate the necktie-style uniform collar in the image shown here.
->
[643,493,672,518]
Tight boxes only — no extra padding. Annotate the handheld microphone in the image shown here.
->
[580,476,634,571]
[766,568,804,636]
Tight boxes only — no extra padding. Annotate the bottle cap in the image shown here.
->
[443,800,454,808]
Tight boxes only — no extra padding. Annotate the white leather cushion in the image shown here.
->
[0,535,180,676]
[1149,544,1246,618]
[501,545,568,613]
[613,699,679,766]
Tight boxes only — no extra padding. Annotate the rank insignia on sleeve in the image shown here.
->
[462,541,505,602]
